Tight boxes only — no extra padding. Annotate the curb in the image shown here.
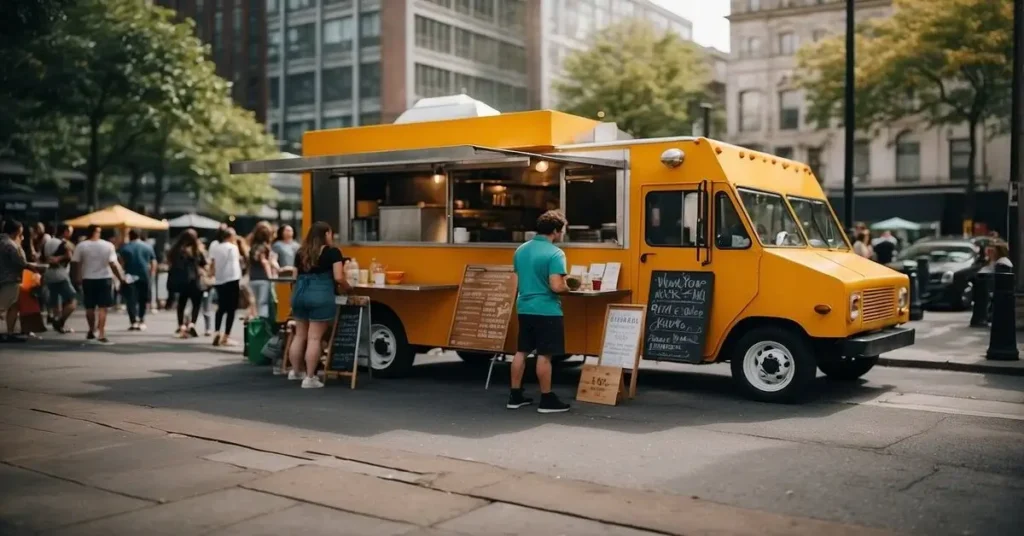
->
[878,357,1024,376]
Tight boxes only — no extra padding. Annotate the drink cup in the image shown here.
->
[592,278,602,291]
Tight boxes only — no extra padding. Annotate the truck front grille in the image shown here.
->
[862,287,896,323]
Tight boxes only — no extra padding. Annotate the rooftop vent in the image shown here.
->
[393,94,501,124]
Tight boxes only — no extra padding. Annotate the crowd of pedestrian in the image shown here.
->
[849,221,1012,270]
[0,216,300,346]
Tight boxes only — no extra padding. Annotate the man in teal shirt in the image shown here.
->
[509,210,570,413]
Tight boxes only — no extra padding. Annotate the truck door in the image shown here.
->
[637,183,711,362]
[707,185,759,357]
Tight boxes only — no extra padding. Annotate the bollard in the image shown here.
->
[916,256,931,305]
[906,268,924,321]
[986,265,1019,361]
[970,272,991,327]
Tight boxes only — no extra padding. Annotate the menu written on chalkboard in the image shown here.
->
[643,270,714,364]
[447,265,517,353]
[329,305,363,373]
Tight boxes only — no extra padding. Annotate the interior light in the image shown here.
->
[432,173,444,184]
[534,160,549,173]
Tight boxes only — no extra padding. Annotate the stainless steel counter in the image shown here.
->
[350,283,460,292]
[566,289,632,298]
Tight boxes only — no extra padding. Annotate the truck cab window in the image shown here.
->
[787,196,848,250]
[715,192,751,249]
[737,188,805,247]
[644,190,701,247]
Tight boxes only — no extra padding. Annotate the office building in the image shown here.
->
[154,0,269,122]
[266,0,700,150]
[726,0,1011,235]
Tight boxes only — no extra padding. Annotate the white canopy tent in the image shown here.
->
[166,213,222,230]
[870,217,921,231]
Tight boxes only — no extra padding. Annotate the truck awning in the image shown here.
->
[229,145,626,176]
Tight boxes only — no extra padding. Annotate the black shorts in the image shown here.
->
[516,314,565,357]
[82,278,114,309]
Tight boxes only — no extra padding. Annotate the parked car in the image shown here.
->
[887,237,990,310]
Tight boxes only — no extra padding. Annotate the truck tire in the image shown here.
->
[369,307,415,378]
[730,327,817,403]
[817,355,878,381]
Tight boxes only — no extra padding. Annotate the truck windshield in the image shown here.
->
[736,188,805,247]
[787,196,849,250]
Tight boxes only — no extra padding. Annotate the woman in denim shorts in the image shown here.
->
[287,221,351,389]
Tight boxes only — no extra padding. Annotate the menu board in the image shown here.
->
[642,270,713,364]
[328,305,363,373]
[447,265,517,353]
[598,305,645,371]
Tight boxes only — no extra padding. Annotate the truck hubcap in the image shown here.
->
[743,341,795,393]
[370,324,396,370]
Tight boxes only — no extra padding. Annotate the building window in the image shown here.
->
[455,0,471,15]
[473,0,494,22]
[779,90,800,130]
[808,147,824,183]
[473,34,499,66]
[743,37,762,59]
[359,112,381,126]
[212,11,223,59]
[267,0,278,14]
[950,139,972,181]
[284,120,315,147]
[813,29,828,42]
[854,140,871,182]
[473,77,497,104]
[359,62,381,98]
[425,0,452,7]
[775,146,794,159]
[498,42,526,73]
[360,12,381,47]
[287,23,315,59]
[287,0,315,12]
[322,66,352,101]
[739,91,762,132]
[748,0,761,11]
[895,132,921,181]
[415,64,452,98]
[323,17,354,54]
[454,28,473,59]
[499,0,525,30]
[322,116,352,129]
[269,76,280,108]
[777,32,796,56]
[268,29,281,61]
[415,16,452,54]
[285,72,315,106]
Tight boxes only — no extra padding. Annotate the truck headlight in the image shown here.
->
[940,271,954,284]
[898,287,909,310]
[849,292,861,322]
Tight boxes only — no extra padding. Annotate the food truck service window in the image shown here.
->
[348,170,448,243]
[562,166,621,245]
[449,165,559,244]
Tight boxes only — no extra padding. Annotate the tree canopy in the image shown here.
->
[5,0,277,214]
[796,0,1013,218]
[554,19,717,139]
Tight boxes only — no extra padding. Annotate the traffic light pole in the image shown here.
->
[843,0,856,231]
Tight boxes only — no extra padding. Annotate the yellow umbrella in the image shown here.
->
[65,205,169,231]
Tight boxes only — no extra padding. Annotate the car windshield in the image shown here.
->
[787,196,849,250]
[896,243,977,263]
[736,189,805,247]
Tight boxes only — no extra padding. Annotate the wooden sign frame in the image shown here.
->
[446,264,517,354]
[576,364,626,406]
[595,303,646,399]
[323,295,372,389]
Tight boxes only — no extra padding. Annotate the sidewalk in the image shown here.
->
[0,389,892,536]
[880,312,1024,376]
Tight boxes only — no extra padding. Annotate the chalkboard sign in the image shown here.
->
[642,270,714,364]
[325,295,371,389]
[447,265,517,353]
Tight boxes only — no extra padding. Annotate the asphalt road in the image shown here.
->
[2,310,1022,535]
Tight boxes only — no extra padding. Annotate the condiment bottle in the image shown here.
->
[346,258,360,287]
[371,258,386,286]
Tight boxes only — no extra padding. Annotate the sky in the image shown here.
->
[651,0,732,52]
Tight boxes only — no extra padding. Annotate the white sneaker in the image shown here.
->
[301,376,324,389]
[287,370,302,380]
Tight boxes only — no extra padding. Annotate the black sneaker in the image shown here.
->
[96,338,113,346]
[506,390,534,410]
[86,332,96,341]
[188,326,199,338]
[537,393,570,414]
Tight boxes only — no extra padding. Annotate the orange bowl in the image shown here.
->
[385,271,405,285]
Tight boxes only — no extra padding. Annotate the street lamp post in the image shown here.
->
[843,0,856,231]
[1011,0,1023,293]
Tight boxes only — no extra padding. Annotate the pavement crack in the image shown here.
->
[30,408,134,433]
[879,414,950,451]
[898,466,941,492]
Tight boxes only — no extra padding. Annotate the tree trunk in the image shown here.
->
[86,119,100,211]
[965,118,979,235]
[128,165,142,212]
[153,166,166,217]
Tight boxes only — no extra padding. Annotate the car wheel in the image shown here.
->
[368,307,415,378]
[817,355,878,381]
[730,326,817,404]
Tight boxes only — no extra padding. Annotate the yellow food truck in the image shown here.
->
[233,99,915,403]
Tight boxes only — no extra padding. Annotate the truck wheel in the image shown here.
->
[369,307,415,378]
[456,351,497,365]
[730,327,817,403]
[817,355,878,381]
